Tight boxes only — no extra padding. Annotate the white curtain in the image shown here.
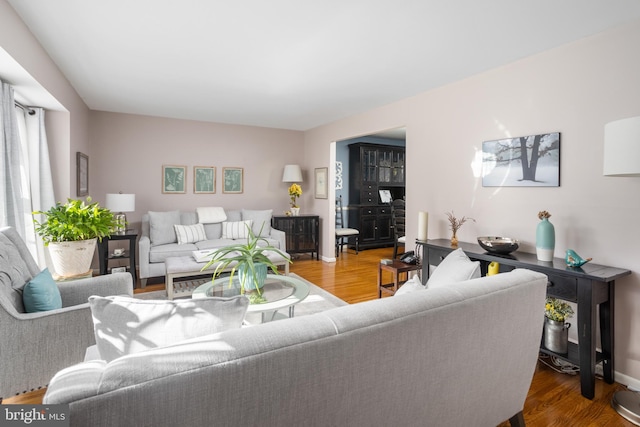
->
[1,79,55,265]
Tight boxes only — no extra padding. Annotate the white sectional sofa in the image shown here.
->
[43,268,547,426]
[138,208,286,286]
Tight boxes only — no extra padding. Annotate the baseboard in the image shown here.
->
[615,371,640,391]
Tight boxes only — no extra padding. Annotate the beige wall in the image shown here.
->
[0,0,90,199]
[89,111,305,228]
[305,20,640,386]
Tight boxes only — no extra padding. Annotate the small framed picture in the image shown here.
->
[223,167,243,194]
[76,152,89,197]
[315,167,328,199]
[194,166,216,194]
[162,165,186,194]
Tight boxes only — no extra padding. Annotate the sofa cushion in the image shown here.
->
[225,210,242,222]
[196,207,227,224]
[89,295,249,362]
[149,210,180,245]
[241,209,272,237]
[221,220,253,239]
[174,224,207,245]
[22,268,62,312]
[427,248,480,288]
[203,223,223,240]
[0,233,35,313]
[149,243,199,263]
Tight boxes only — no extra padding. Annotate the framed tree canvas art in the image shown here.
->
[482,132,560,187]
[194,166,215,194]
[162,165,186,193]
[223,167,243,194]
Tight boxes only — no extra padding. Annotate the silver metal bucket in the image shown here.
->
[544,318,571,354]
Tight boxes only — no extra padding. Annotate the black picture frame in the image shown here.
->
[76,152,89,196]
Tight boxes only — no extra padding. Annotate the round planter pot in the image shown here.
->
[237,262,268,291]
[544,317,570,354]
[48,238,97,278]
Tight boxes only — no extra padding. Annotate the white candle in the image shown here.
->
[418,211,428,241]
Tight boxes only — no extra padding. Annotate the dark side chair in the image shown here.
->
[335,196,359,257]
[391,199,406,258]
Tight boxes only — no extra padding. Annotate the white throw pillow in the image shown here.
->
[221,220,253,239]
[174,223,207,244]
[394,274,425,296]
[89,295,249,362]
[196,207,227,224]
[426,248,481,288]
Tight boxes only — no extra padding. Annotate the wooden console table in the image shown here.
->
[417,239,631,399]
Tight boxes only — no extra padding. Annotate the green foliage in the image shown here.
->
[33,198,117,244]
[201,224,291,295]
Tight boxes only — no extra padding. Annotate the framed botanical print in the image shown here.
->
[194,166,216,194]
[162,165,186,194]
[223,167,243,194]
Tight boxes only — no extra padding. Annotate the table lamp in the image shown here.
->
[282,164,303,183]
[604,116,640,426]
[106,193,135,234]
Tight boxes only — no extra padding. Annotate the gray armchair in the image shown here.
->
[0,226,133,400]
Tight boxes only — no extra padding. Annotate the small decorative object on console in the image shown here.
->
[565,249,592,267]
[544,297,574,354]
[446,211,475,247]
[536,210,555,262]
[477,236,519,255]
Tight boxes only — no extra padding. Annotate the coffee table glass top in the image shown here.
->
[192,274,309,314]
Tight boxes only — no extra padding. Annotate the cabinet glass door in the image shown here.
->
[362,148,378,183]
[378,148,392,183]
[391,149,405,184]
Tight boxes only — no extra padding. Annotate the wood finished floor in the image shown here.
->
[3,247,635,426]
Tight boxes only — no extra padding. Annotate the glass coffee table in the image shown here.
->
[192,274,309,323]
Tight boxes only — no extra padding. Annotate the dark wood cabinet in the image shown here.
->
[272,215,319,260]
[418,238,631,400]
[97,230,138,285]
[348,143,405,249]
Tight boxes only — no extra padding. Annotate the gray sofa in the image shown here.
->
[139,208,286,286]
[0,226,133,400]
[44,268,547,426]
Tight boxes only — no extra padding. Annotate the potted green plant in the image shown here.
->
[201,224,291,303]
[33,197,117,278]
[543,297,574,354]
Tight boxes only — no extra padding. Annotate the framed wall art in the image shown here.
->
[76,152,89,197]
[223,167,243,194]
[315,167,328,199]
[194,166,216,194]
[162,165,186,194]
[482,132,560,187]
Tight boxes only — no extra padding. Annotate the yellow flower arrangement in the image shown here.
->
[288,183,302,208]
[545,297,574,322]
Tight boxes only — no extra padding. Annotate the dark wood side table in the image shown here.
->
[417,238,631,400]
[97,230,138,286]
[272,215,320,260]
[378,259,421,298]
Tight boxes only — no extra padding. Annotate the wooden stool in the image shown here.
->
[378,259,421,298]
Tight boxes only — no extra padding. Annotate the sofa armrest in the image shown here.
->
[58,273,133,307]
[270,227,286,252]
[138,235,151,280]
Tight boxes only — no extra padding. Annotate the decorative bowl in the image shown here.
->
[477,236,519,255]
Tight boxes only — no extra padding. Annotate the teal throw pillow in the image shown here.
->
[23,268,63,312]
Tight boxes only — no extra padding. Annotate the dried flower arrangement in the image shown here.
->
[446,211,475,246]
[538,210,551,220]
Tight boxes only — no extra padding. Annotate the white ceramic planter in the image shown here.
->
[48,238,97,278]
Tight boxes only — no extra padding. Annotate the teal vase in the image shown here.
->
[238,262,268,291]
[536,218,555,262]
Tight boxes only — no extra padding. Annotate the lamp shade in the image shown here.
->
[105,193,136,212]
[604,117,640,176]
[282,164,303,182]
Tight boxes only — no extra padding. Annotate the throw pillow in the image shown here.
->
[394,274,425,296]
[241,209,273,237]
[148,210,181,245]
[22,268,62,312]
[427,248,481,288]
[221,220,254,239]
[196,207,227,224]
[88,295,249,362]
[174,223,207,245]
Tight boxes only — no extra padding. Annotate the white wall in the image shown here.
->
[89,111,305,228]
[305,20,640,385]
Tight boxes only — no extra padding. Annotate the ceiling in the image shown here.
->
[7,1,640,131]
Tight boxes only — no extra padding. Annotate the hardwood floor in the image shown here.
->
[3,247,635,426]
